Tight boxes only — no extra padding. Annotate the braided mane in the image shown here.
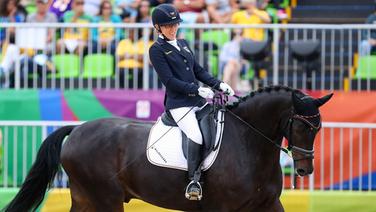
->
[226,85,300,109]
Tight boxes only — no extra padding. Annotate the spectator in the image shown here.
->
[91,0,122,55]
[174,0,207,24]
[0,0,27,44]
[120,9,132,40]
[135,0,151,23]
[20,0,33,5]
[231,0,271,41]
[0,0,27,84]
[50,0,72,20]
[173,0,207,38]
[206,0,234,23]
[26,0,58,41]
[56,0,92,55]
[120,7,132,23]
[219,29,247,91]
[21,0,58,79]
[359,7,376,56]
[84,0,101,17]
[227,0,270,90]
[116,29,153,88]
[8,0,27,20]
[114,0,140,21]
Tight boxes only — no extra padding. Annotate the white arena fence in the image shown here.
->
[0,23,376,91]
[0,120,375,191]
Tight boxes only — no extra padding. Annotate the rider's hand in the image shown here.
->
[219,82,235,96]
[198,87,214,99]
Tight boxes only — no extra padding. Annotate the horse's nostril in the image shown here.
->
[297,168,306,176]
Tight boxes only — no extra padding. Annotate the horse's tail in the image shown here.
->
[2,125,76,212]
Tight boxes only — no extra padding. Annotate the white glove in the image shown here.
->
[198,87,214,99]
[219,82,235,96]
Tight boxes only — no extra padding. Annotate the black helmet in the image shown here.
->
[152,4,183,27]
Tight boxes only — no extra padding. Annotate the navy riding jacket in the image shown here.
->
[149,37,221,110]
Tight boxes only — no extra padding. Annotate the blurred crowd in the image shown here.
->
[0,0,288,25]
[0,0,289,88]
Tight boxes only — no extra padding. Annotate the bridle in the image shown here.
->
[286,112,321,161]
[226,106,321,162]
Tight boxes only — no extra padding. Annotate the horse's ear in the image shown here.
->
[314,93,334,107]
[292,91,305,110]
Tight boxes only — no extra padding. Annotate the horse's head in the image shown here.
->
[286,91,333,176]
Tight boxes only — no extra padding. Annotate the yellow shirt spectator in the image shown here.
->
[231,10,270,41]
[62,11,92,41]
[116,39,153,68]
[98,22,116,40]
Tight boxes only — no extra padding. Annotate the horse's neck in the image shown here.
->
[228,93,291,164]
[219,92,292,190]
[231,93,291,139]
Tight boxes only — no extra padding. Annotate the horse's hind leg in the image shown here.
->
[69,181,92,212]
[88,184,124,212]
[69,180,124,212]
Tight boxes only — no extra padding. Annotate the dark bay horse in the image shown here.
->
[3,86,332,212]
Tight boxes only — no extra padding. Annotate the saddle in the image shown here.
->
[161,104,219,159]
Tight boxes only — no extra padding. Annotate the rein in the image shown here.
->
[226,95,320,160]
[226,109,290,155]
[214,89,291,154]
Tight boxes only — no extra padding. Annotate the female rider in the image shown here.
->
[149,4,235,201]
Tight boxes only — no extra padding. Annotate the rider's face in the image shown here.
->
[160,23,179,40]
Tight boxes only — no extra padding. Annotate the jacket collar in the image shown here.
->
[157,37,189,59]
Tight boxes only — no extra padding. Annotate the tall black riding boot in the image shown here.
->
[185,139,203,200]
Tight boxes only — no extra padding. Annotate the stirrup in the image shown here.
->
[185,180,203,201]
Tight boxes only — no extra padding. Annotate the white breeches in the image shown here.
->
[170,106,203,145]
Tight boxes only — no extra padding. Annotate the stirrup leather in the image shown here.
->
[185,180,203,201]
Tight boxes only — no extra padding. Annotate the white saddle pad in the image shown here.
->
[147,110,225,171]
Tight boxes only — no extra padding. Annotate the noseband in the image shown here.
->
[287,112,321,162]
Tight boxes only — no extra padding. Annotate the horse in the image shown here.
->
[3,85,332,212]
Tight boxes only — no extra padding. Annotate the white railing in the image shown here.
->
[0,120,375,191]
[1,23,376,91]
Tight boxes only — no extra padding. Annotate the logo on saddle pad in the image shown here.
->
[147,109,225,171]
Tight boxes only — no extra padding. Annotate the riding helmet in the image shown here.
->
[151,4,183,27]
